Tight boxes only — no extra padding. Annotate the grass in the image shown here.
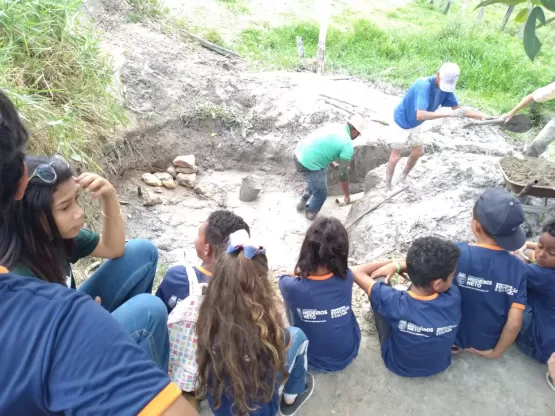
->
[0,0,126,169]
[237,0,555,116]
[126,0,167,23]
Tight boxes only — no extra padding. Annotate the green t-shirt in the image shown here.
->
[11,228,100,288]
[294,123,354,171]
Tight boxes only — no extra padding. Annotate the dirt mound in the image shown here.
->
[500,156,555,187]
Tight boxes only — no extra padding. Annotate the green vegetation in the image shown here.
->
[238,1,555,114]
[126,0,167,23]
[0,0,125,168]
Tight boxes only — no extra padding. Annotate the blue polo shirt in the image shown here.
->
[156,265,212,313]
[454,243,527,350]
[279,269,361,372]
[370,282,461,377]
[523,264,555,363]
[394,76,459,129]
[0,270,179,415]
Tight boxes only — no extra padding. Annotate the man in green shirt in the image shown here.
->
[294,116,366,220]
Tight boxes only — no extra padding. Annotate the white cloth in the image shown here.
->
[532,81,555,103]
[387,121,424,150]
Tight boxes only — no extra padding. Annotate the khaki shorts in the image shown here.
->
[387,122,424,150]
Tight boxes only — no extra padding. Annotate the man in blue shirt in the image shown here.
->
[0,90,196,415]
[385,62,487,190]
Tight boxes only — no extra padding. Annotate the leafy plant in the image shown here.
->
[476,0,555,60]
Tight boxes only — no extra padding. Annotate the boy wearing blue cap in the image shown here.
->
[453,188,528,358]
[370,188,528,359]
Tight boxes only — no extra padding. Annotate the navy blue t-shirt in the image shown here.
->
[0,271,179,415]
[394,76,459,129]
[156,264,211,313]
[279,269,361,372]
[454,243,527,350]
[208,329,291,416]
[370,282,461,377]
[524,264,555,363]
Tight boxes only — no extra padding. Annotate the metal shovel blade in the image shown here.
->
[463,114,533,133]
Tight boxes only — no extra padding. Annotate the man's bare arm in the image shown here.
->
[163,396,199,416]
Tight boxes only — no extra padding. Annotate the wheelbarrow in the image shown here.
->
[499,156,555,219]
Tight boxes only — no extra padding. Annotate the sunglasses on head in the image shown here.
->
[28,154,70,184]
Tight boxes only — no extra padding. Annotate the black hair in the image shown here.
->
[295,217,349,278]
[541,218,555,237]
[0,155,75,284]
[472,203,494,239]
[0,90,29,215]
[406,236,460,288]
[206,210,251,257]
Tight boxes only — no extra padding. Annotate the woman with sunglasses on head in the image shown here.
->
[0,154,170,371]
[0,90,196,414]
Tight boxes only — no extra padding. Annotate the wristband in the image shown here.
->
[101,210,122,219]
[394,261,401,273]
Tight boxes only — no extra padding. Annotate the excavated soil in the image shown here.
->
[500,156,555,187]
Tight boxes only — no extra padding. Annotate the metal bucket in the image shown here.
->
[239,176,262,202]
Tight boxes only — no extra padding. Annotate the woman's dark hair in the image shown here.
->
[0,90,28,214]
[0,155,75,284]
[196,249,287,416]
[406,237,460,288]
[295,216,349,278]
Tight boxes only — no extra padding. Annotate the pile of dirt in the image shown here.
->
[500,156,555,187]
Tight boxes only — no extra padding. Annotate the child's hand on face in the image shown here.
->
[74,173,117,200]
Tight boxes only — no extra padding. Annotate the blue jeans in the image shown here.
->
[280,326,309,396]
[78,239,169,372]
[517,303,537,360]
[301,167,329,214]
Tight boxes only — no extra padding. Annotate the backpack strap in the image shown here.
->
[186,266,202,296]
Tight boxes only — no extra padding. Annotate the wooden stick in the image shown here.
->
[517,180,539,197]
[321,98,355,115]
[186,32,240,58]
[335,192,364,206]
[316,0,331,75]
[296,36,305,58]
[346,186,409,232]
[320,97,390,125]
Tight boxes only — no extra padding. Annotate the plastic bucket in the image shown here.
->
[239,176,262,202]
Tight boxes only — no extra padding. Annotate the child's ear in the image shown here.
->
[205,243,213,258]
[430,278,443,293]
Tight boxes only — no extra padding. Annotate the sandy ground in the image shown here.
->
[80,0,555,414]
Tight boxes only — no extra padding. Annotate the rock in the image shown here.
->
[166,166,177,179]
[142,173,162,187]
[176,166,199,174]
[154,172,176,189]
[142,191,163,206]
[194,183,217,198]
[177,173,197,188]
[154,172,173,181]
[173,155,196,169]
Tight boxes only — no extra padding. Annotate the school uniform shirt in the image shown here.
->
[279,269,361,372]
[10,228,100,288]
[208,329,291,416]
[394,76,459,129]
[155,265,212,313]
[524,264,555,363]
[454,243,527,350]
[0,268,180,415]
[370,282,461,377]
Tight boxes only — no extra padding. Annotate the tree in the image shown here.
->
[477,0,555,60]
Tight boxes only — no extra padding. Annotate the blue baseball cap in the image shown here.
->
[475,188,526,251]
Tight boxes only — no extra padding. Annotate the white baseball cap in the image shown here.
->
[349,115,368,136]
[438,62,460,93]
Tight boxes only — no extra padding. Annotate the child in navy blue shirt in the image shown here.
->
[354,237,461,377]
[453,189,527,359]
[515,218,555,364]
[279,217,361,372]
[156,210,250,313]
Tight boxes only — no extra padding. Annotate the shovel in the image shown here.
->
[463,114,532,133]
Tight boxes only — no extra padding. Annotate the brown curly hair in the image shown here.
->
[196,248,288,416]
